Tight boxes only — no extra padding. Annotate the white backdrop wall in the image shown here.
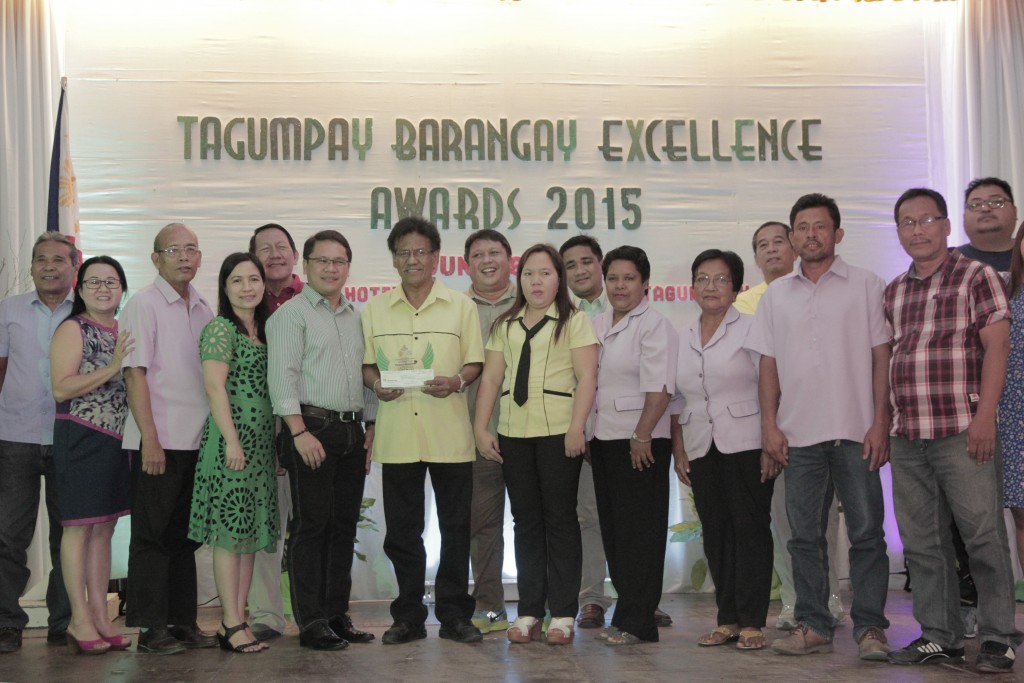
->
[8,0,1024,603]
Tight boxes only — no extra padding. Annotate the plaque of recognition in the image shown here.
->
[381,369,435,389]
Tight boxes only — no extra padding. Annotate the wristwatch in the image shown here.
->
[455,373,468,393]
[631,431,652,444]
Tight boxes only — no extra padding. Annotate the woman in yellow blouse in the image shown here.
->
[475,243,598,645]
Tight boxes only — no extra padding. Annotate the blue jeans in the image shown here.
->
[0,440,71,631]
[891,432,1024,649]
[786,440,889,640]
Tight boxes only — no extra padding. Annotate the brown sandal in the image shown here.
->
[697,625,739,646]
[737,628,766,650]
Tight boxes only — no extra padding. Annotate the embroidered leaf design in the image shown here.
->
[422,342,434,369]
[376,346,389,371]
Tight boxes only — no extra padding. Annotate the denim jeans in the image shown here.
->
[0,440,71,631]
[891,432,1024,649]
[785,440,889,640]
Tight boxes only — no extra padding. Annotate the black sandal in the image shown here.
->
[217,622,263,653]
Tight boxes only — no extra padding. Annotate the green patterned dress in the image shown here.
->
[188,317,279,553]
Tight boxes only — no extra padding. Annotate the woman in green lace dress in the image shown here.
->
[188,253,278,653]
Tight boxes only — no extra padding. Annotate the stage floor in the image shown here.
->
[2,590,1020,683]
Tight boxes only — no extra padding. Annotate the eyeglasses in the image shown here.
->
[694,274,732,289]
[898,215,946,230]
[394,248,434,262]
[82,278,122,290]
[156,245,200,258]
[306,257,350,268]
[966,197,1011,211]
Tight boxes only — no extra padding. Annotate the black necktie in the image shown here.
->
[513,317,551,407]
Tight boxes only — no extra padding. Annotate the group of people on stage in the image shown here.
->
[0,177,1022,673]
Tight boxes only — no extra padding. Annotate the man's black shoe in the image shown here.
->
[46,629,67,646]
[438,618,483,644]
[0,627,22,654]
[329,615,374,643]
[888,636,964,665]
[381,621,427,645]
[299,621,348,651]
[976,640,1016,673]
[137,627,186,655]
[169,623,218,649]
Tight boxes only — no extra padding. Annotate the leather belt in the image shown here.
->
[300,405,359,422]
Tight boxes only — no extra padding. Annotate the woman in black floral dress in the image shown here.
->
[51,256,133,654]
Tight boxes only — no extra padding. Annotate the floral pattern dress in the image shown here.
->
[188,317,278,553]
[999,291,1024,508]
[53,315,130,524]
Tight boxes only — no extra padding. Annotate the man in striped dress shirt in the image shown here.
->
[267,230,376,651]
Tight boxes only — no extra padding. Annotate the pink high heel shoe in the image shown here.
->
[66,632,111,655]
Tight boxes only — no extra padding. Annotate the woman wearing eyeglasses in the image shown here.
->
[50,256,134,654]
[188,253,278,654]
[671,249,780,651]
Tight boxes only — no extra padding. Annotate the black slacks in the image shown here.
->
[126,449,200,628]
[590,437,671,642]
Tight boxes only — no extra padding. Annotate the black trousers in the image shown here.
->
[590,437,671,642]
[126,449,200,628]
[282,418,366,630]
[500,434,583,619]
[382,460,474,625]
[689,443,775,628]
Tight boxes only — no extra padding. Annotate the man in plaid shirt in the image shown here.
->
[884,187,1022,673]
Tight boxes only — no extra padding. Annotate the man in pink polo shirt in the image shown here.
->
[122,223,215,654]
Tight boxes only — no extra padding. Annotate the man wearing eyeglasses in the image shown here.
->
[746,193,892,660]
[122,223,216,654]
[884,188,1021,672]
[960,177,1018,274]
[267,230,376,650]
[362,217,484,645]
[0,233,76,654]
[244,223,304,643]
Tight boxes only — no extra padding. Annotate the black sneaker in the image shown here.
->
[438,618,483,644]
[888,636,964,665]
[976,640,1016,673]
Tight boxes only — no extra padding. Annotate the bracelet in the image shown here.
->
[373,379,381,392]
[631,431,652,444]
[291,429,308,439]
[455,373,467,393]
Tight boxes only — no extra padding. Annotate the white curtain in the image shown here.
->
[0,0,61,297]
[0,0,62,609]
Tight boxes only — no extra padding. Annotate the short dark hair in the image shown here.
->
[558,234,602,260]
[965,177,1015,205]
[751,221,792,254]
[893,188,948,225]
[33,232,79,266]
[602,245,650,282]
[303,230,352,262]
[249,223,297,254]
[388,217,441,254]
[691,249,744,294]
[464,229,511,261]
[217,252,270,344]
[70,256,128,317]
[790,193,841,231]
